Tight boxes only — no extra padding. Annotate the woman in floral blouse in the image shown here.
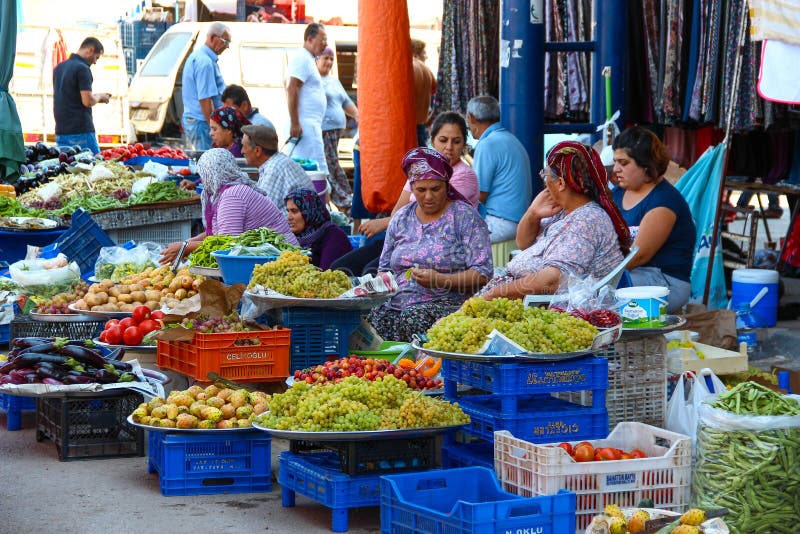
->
[480,141,631,300]
[366,148,493,341]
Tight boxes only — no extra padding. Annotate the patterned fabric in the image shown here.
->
[256,152,315,216]
[284,187,333,249]
[367,296,464,342]
[656,0,685,122]
[402,147,468,204]
[379,200,492,310]
[210,106,250,145]
[197,148,269,233]
[503,202,624,281]
[322,129,352,209]
[403,160,480,208]
[546,141,630,254]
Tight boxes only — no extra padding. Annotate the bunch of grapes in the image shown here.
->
[179,312,260,346]
[294,355,442,390]
[26,197,63,210]
[249,250,351,298]
[254,375,469,432]
[424,297,598,354]
[34,281,89,314]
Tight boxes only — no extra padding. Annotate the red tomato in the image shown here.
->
[132,305,151,324]
[98,331,107,342]
[137,319,159,335]
[105,325,124,345]
[150,310,165,321]
[104,319,119,329]
[134,142,143,152]
[123,326,144,346]
[573,444,594,463]
[620,453,633,460]
[597,448,620,461]
[630,449,647,459]
[557,442,573,456]
[179,167,192,176]
[118,317,136,330]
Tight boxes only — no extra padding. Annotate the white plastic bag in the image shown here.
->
[9,254,81,298]
[665,368,726,447]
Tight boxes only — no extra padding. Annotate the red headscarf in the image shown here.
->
[547,141,631,254]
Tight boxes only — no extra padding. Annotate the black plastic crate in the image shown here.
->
[289,435,441,475]
[10,315,105,342]
[35,390,145,461]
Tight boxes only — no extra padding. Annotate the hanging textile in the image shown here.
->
[655,0,686,123]
[749,0,800,46]
[52,30,68,70]
[0,0,24,182]
[758,39,800,105]
[543,0,591,121]
[719,0,761,133]
[433,0,499,115]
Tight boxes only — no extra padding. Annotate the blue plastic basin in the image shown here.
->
[211,250,277,286]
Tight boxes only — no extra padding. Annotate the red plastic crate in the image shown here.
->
[156,328,290,383]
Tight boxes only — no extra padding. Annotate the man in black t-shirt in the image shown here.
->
[53,37,111,154]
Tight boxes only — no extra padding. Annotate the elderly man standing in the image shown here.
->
[181,22,231,151]
[467,95,533,243]
[241,124,313,215]
[287,23,329,174]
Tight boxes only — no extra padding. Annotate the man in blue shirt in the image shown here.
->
[181,22,230,150]
[466,96,533,243]
[222,84,275,129]
[52,37,111,154]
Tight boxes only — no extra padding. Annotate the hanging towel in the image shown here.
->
[757,39,800,104]
[749,0,800,46]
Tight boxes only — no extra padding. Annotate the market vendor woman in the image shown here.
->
[366,148,492,341]
[611,127,695,312]
[160,149,298,264]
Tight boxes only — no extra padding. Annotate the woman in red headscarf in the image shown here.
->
[365,147,493,341]
[480,141,631,300]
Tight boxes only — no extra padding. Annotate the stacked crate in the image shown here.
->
[120,20,172,78]
[441,356,609,469]
[279,308,363,372]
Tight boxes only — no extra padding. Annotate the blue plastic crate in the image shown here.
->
[281,308,363,370]
[442,357,608,397]
[279,451,382,532]
[41,208,115,276]
[148,430,272,496]
[441,441,494,470]
[0,322,8,345]
[380,467,577,534]
[455,394,608,444]
[0,393,37,431]
[121,20,171,49]
[0,227,67,265]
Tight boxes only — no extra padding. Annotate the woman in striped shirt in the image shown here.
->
[159,148,298,264]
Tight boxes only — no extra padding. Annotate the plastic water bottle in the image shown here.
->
[735,303,759,357]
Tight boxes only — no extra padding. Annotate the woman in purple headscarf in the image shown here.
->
[285,188,352,269]
[366,147,493,342]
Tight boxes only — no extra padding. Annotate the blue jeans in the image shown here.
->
[56,132,100,154]
[182,116,212,151]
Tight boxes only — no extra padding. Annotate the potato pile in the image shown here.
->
[130,385,269,429]
[72,265,204,312]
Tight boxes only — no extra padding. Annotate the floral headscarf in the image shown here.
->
[401,147,469,204]
[210,106,250,144]
[198,148,268,233]
[284,188,332,248]
[546,141,631,254]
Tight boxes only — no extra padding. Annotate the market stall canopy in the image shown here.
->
[0,0,24,183]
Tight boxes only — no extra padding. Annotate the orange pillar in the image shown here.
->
[357,0,417,213]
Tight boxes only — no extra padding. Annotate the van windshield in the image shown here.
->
[138,32,193,77]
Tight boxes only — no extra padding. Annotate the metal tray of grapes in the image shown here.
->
[188,265,222,278]
[620,315,687,337]
[30,312,98,323]
[67,304,132,318]
[126,415,256,433]
[412,341,595,363]
[251,420,466,441]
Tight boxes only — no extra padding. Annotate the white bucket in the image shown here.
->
[615,286,669,328]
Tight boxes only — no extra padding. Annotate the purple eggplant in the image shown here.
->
[42,378,64,386]
[11,337,53,349]
[63,374,94,385]
[58,345,107,368]
[8,353,69,370]
[36,364,67,382]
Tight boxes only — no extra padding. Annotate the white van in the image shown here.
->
[127,22,440,147]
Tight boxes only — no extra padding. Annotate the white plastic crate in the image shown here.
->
[556,336,667,428]
[107,220,192,247]
[493,422,692,533]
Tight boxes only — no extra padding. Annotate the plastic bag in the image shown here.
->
[228,243,282,257]
[665,368,726,447]
[94,242,162,282]
[548,273,622,328]
[9,254,81,298]
[693,392,800,532]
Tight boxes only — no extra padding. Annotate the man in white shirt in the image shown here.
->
[287,23,329,175]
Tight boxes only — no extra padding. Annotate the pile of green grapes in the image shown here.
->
[254,375,470,432]
[424,297,598,354]
[248,250,351,298]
